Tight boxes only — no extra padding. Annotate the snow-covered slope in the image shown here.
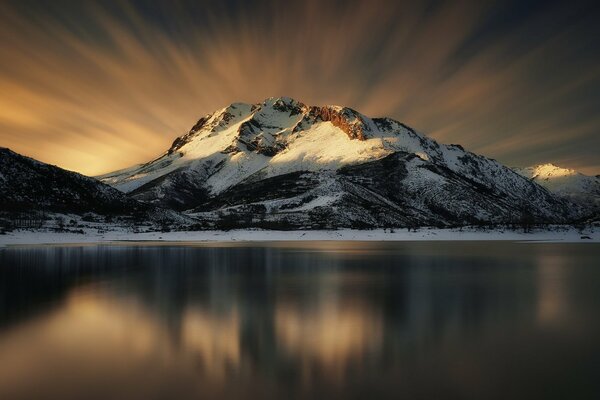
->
[98,97,581,228]
[514,164,600,209]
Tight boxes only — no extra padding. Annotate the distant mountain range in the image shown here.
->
[1,97,597,230]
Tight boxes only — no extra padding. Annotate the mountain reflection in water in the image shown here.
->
[0,242,599,400]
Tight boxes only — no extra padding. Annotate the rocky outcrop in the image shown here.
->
[168,116,210,154]
[270,97,305,115]
[168,103,255,155]
[308,106,372,140]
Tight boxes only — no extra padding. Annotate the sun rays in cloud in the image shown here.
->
[0,0,598,175]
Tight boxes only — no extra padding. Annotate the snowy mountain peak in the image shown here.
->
[517,163,578,179]
[514,163,599,209]
[160,98,392,165]
[262,96,306,109]
[99,97,430,195]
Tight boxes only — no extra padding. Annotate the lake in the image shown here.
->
[0,242,599,399]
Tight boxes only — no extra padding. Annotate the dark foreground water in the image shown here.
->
[0,242,599,400]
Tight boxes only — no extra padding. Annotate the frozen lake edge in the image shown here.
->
[1,226,598,247]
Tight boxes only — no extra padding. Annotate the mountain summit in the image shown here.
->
[97,97,583,229]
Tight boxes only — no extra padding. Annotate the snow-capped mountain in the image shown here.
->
[99,97,581,228]
[514,164,600,209]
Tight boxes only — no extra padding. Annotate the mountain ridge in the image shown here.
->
[0,147,187,228]
[96,97,586,228]
[2,97,595,230]
[0,147,136,214]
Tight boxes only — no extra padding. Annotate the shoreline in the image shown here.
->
[1,227,598,247]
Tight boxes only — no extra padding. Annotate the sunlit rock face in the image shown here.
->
[307,105,374,141]
[97,97,583,227]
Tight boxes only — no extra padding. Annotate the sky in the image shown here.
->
[0,0,599,176]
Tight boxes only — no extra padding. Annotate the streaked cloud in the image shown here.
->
[0,0,598,175]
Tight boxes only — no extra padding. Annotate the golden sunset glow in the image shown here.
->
[0,0,598,175]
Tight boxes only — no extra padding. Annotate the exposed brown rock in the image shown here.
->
[308,106,370,141]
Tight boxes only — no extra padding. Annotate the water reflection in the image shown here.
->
[536,253,569,325]
[182,306,241,380]
[0,242,599,399]
[275,298,383,380]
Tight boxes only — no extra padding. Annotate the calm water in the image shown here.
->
[0,242,599,400]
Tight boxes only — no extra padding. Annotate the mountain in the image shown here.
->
[0,147,140,214]
[99,97,581,229]
[0,147,186,227]
[514,164,600,210]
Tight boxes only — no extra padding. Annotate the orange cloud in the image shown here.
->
[0,0,598,175]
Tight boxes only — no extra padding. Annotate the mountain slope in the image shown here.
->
[514,164,600,209]
[99,97,582,228]
[0,147,145,215]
